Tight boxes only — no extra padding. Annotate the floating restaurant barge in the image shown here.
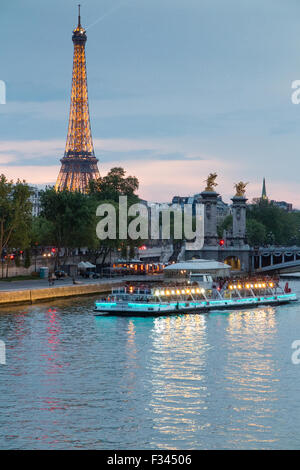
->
[94,278,297,317]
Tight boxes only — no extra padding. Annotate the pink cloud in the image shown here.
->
[0,138,298,208]
[0,165,60,185]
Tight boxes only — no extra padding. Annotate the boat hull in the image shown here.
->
[94,294,297,317]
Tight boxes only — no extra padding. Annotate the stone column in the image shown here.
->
[231,196,247,247]
[200,191,219,246]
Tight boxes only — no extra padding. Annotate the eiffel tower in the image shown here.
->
[55,5,100,192]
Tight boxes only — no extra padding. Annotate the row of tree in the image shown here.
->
[0,168,142,275]
[218,199,300,246]
[1,168,300,277]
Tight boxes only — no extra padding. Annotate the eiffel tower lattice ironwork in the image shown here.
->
[55,6,100,192]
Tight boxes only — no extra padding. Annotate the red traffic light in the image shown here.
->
[219,239,225,247]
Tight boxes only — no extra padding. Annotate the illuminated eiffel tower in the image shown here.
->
[55,5,100,192]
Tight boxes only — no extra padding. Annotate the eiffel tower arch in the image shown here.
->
[55,6,100,192]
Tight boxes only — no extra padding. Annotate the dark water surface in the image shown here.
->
[1,281,300,449]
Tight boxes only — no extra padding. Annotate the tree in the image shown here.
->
[247,200,299,246]
[40,188,97,267]
[89,167,139,203]
[0,175,32,266]
[90,167,142,265]
[31,216,55,247]
[246,219,266,246]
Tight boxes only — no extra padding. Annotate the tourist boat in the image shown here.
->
[94,278,298,317]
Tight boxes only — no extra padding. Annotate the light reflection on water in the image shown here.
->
[1,283,300,449]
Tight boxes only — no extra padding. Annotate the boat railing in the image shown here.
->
[109,281,285,304]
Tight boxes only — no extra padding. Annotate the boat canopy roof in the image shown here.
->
[164,259,231,273]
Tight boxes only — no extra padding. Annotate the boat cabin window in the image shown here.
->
[190,274,213,283]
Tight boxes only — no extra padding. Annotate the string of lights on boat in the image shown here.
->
[152,282,276,297]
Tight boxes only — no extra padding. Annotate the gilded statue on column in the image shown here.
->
[205,173,218,192]
[234,181,248,197]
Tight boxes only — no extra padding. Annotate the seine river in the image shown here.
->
[1,280,300,450]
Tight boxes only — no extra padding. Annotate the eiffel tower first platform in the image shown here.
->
[55,6,100,192]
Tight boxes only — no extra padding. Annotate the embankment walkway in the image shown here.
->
[0,275,162,306]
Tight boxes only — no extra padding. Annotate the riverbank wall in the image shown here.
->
[0,282,119,307]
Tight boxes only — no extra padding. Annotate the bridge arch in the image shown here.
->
[224,256,241,271]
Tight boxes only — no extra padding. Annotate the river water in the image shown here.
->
[1,280,300,450]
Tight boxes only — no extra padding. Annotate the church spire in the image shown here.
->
[261,177,267,200]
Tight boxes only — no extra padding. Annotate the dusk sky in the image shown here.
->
[1,0,300,205]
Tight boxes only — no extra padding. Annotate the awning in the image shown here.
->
[78,261,96,269]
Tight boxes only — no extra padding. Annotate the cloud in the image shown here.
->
[0,165,60,185]
[0,136,299,208]
[0,137,207,168]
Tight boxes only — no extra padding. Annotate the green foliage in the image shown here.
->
[246,219,266,246]
[90,167,143,263]
[0,174,32,255]
[247,200,300,246]
[35,168,142,267]
[40,188,97,250]
[89,167,139,204]
[31,216,54,247]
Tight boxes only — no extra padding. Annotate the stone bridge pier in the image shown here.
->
[184,188,251,272]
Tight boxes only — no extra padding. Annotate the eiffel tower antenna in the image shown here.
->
[78,4,81,27]
[55,6,100,192]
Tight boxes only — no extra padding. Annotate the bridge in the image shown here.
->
[138,244,300,274]
[251,247,300,274]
